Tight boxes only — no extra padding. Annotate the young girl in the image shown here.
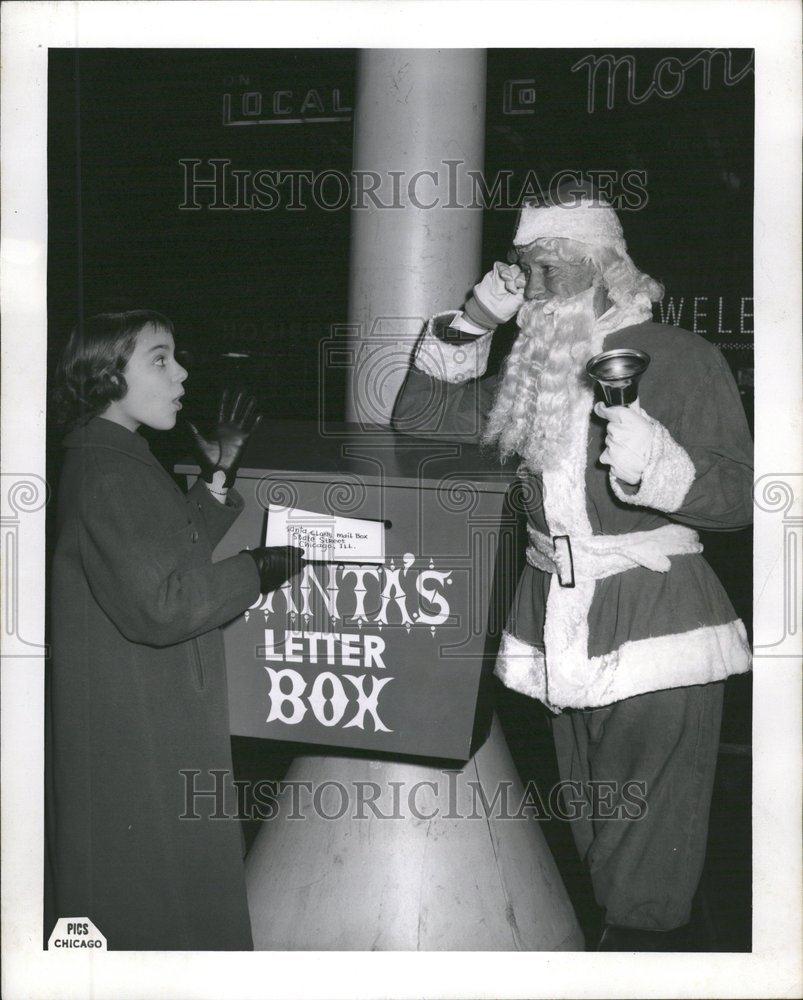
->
[50,310,302,950]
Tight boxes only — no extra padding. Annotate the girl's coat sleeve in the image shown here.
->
[78,462,260,647]
[187,476,247,549]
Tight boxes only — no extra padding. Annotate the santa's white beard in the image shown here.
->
[483,285,600,473]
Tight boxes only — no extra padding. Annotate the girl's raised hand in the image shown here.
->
[186,388,263,487]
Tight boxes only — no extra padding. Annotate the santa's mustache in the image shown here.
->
[514,286,600,368]
[515,296,548,335]
[483,282,604,472]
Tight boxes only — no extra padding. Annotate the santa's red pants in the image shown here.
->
[551,680,725,931]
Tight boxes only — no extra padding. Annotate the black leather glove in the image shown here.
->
[186,388,262,488]
[242,545,305,593]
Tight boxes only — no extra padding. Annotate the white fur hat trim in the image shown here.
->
[514,196,627,254]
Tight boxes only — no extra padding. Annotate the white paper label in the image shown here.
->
[265,504,385,564]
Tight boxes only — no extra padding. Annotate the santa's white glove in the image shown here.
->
[463,262,526,329]
[595,402,654,486]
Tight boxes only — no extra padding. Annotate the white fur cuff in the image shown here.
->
[414,312,493,384]
[610,416,696,513]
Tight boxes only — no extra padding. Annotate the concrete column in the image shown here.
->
[244,51,584,952]
[246,714,584,950]
[346,49,487,424]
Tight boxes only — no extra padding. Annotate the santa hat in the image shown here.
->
[513,190,627,255]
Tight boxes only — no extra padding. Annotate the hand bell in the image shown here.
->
[586,348,651,407]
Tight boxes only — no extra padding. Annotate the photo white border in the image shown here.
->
[2,2,800,998]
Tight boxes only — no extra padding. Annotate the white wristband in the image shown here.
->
[205,469,229,504]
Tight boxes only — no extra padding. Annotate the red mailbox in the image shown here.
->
[177,421,519,761]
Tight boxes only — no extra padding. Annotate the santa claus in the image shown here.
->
[393,182,753,950]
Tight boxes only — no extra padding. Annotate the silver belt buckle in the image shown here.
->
[552,535,575,588]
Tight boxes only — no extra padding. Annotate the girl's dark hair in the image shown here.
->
[52,309,174,431]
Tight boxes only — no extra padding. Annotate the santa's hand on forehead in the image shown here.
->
[466,262,526,327]
[497,262,526,295]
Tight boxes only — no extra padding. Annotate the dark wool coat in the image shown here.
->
[50,415,261,950]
